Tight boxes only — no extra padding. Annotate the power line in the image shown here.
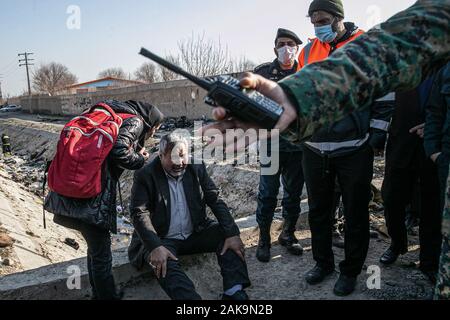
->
[18,52,34,96]
[0,58,17,73]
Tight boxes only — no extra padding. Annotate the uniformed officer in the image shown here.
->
[253,28,305,263]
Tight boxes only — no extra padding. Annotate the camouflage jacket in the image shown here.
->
[279,0,450,146]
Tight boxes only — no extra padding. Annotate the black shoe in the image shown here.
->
[305,265,334,285]
[278,219,303,256]
[334,275,357,297]
[222,290,249,301]
[380,246,404,265]
[256,240,271,262]
[256,227,271,263]
[278,233,303,256]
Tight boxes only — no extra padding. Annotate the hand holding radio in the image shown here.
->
[208,72,298,135]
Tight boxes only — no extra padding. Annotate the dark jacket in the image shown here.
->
[301,23,394,158]
[128,157,240,269]
[386,78,434,169]
[424,62,450,166]
[254,59,303,152]
[44,100,164,234]
[386,90,423,169]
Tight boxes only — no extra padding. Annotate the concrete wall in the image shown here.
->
[17,79,216,119]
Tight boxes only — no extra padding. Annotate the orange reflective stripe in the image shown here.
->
[299,29,365,68]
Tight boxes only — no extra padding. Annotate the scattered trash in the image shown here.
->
[25,230,36,237]
[0,232,14,248]
[118,228,132,236]
[2,258,11,266]
[64,238,80,250]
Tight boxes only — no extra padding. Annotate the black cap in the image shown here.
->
[275,28,303,46]
[308,0,345,18]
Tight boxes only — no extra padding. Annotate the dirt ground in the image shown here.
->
[120,221,433,300]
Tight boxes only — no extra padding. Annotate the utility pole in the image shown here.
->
[18,52,34,96]
[0,74,3,101]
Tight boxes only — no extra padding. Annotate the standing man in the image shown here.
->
[298,0,392,296]
[45,100,164,300]
[424,62,450,210]
[253,28,305,263]
[381,82,442,285]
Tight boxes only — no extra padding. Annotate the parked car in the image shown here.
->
[0,105,22,113]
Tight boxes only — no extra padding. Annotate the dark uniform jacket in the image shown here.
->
[424,62,450,167]
[128,157,240,269]
[254,59,302,152]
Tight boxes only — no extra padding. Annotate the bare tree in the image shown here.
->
[230,56,257,73]
[159,55,181,81]
[98,67,127,79]
[134,62,160,83]
[32,62,77,96]
[178,32,232,77]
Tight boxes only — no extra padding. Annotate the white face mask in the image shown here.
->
[277,45,298,66]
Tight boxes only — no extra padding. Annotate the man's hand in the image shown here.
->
[409,123,425,139]
[201,73,298,151]
[221,236,246,261]
[139,147,150,161]
[149,246,178,279]
[431,152,442,163]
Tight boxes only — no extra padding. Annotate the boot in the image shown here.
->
[278,219,303,256]
[256,226,271,263]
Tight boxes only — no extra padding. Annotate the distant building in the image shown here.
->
[59,77,144,95]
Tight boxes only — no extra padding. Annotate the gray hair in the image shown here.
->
[159,132,189,155]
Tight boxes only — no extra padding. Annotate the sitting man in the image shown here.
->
[128,132,251,300]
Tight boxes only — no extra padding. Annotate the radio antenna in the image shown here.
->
[139,48,212,91]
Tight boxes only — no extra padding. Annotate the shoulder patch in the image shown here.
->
[254,62,271,73]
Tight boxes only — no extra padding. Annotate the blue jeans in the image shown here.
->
[256,151,304,228]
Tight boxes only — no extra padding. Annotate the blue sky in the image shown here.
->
[1,0,416,97]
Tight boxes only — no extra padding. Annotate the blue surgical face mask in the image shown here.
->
[314,23,337,43]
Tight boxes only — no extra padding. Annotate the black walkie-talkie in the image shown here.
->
[139,48,284,129]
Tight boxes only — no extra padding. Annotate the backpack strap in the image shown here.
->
[91,102,124,125]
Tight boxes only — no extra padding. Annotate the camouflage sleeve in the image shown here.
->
[279,0,450,141]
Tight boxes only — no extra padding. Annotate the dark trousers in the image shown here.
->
[436,154,450,210]
[382,148,442,272]
[256,151,304,228]
[302,145,374,277]
[78,223,118,300]
[145,224,251,300]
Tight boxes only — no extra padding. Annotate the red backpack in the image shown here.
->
[47,102,135,199]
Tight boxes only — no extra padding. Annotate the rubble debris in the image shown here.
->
[2,258,11,266]
[64,238,80,251]
[0,232,14,248]
[30,149,47,161]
